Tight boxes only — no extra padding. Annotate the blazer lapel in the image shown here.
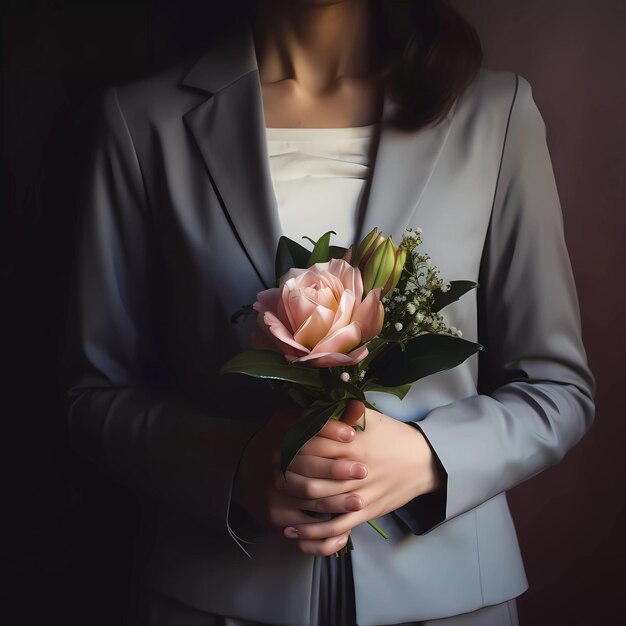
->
[180,24,458,288]
[181,27,280,290]
[356,95,458,246]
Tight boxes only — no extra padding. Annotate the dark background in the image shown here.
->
[2,1,625,624]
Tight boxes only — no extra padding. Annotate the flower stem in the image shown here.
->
[334,535,354,557]
[334,523,387,557]
[367,520,389,539]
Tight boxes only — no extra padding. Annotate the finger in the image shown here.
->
[341,400,366,428]
[269,418,350,469]
[298,436,349,459]
[287,530,352,557]
[275,470,357,500]
[267,507,333,528]
[285,455,368,481]
[298,491,364,514]
[266,490,333,528]
[315,418,356,443]
[284,511,363,540]
[270,446,337,472]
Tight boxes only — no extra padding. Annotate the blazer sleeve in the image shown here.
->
[62,86,261,542]
[392,73,597,535]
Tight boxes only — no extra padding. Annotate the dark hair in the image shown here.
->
[373,0,483,130]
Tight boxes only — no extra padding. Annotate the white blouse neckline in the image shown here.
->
[265,122,380,140]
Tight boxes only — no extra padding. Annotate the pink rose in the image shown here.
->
[251,258,384,367]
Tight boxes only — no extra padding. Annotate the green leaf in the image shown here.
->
[275,236,311,282]
[286,386,311,408]
[281,402,344,474]
[220,349,324,388]
[357,336,390,371]
[306,230,336,267]
[319,368,366,402]
[362,399,378,413]
[367,333,484,387]
[431,280,479,313]
[328,245,349,260]
[363,382,412,400]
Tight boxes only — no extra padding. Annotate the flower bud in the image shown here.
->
[362,236,407,296]
[352,227,385,268]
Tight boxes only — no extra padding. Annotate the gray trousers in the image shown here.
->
[135,543,520,626]
[141,592,519,626]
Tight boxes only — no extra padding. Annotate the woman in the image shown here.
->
[63,0,596,624]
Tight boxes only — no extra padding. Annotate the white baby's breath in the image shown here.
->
[379,225,468,344]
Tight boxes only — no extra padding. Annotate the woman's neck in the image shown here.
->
[252,0,379,94]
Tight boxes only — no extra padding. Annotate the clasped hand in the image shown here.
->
[233,400,442,557]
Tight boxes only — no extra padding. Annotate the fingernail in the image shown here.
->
[350,463,367,478]
[346,496,362,511]
[335,535,348,548]
[285,527,300,538]
[338,428,353,441]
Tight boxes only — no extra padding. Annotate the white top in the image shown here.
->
[265,123,380,250]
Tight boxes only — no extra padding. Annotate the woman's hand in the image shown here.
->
[232,403,369,553]
[277,400,444,555]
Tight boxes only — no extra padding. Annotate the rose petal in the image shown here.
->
[252,288,281,314]
[312,321,362,355]
[293,305,335,350]
[281,271,333,324]
[328,258,363,305]
[293,343,368,367]
[327,258,351,275]
[306,261,331,274]
[345,344,369,363]
[352,287,384,341]
[278,266,314,290]
[317,271,345,303]
[351,267,364,306]
[315,286,339,310]
[280,279,302,332]
[276,289,292,329]
[251,314,295,356]
[287,290,319,330]
[291,271,318,291]
[263,311,309,356]
[292,351,357,367]
[327,289,356,336]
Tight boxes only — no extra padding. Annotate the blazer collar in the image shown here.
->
[180,26,258,93]
[180,23,458,290]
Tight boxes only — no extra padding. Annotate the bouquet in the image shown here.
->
[221,227,483,555]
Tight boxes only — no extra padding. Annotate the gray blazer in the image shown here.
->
[63,23,596,625]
